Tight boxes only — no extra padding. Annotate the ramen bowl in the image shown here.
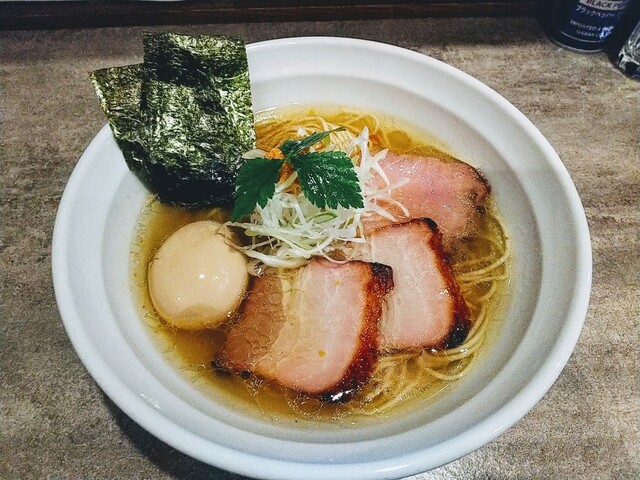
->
[52,37,591,480]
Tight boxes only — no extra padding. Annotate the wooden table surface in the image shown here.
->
[1,17,638,479]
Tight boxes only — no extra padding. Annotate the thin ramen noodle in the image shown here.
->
[131,107,510,421]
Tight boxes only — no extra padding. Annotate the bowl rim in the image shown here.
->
[52,36,592,479]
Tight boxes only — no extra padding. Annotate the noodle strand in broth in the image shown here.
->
[133,107,511,422]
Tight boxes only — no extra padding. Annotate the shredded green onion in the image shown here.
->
[224,127,408,273]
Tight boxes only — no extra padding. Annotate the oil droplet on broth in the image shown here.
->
[130,107,512,425]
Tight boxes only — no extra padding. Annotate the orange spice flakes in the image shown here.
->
[265,147,285,160]
[264,147,300,194]
[278,162,300,194]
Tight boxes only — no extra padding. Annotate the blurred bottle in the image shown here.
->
[543,0,636,52]
[615,21,640,77]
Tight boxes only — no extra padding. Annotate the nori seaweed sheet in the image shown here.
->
[90,64,148,178]
[89,32,255,208]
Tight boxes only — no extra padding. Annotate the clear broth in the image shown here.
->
[131,107,511,424]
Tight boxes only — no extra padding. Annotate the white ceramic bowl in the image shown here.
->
[52,37,592,479]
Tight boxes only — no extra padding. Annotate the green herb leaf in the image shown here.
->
[279,128,345,156]
[231,158,284,221]
[289,151,364,210]
[232,129,364,219]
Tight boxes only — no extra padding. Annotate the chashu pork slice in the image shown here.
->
[358,219,470,351]
[363,152,490,250]
[216,258,393,402]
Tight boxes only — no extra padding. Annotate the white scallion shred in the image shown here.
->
[224,127,407,272]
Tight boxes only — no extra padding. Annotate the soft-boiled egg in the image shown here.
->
[148,220,248,329]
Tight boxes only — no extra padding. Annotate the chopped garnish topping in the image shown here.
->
[225,126,409,271]
[265,148,285,160]
[231,129,363,221]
